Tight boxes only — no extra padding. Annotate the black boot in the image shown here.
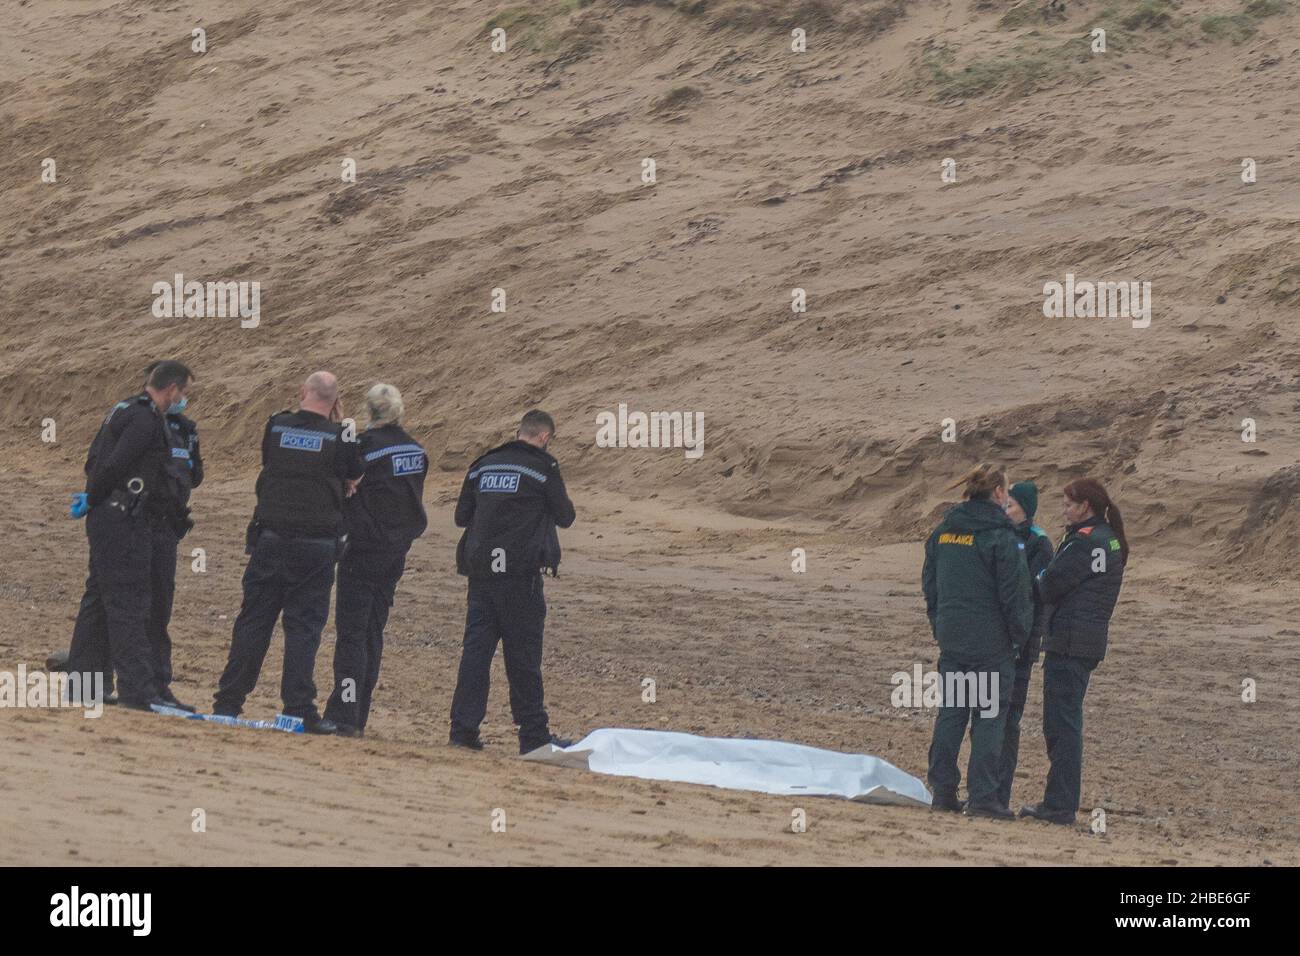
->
[965,800,1015,821]
[930,791,965,813]
[160,689,196,713]
[119,696,171,712]
[520,733,572,755]
[301,715,338,736]
[1018,802,1076,825]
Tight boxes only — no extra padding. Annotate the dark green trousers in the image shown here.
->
[1041,651,1099,813]
[927,653,1015,806]
[995,638,1039,807]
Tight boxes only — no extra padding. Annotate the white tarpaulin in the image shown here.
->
[522,728,932,807]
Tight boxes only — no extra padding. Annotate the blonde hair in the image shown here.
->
[947,463,1006,501]
[365,383,404,428]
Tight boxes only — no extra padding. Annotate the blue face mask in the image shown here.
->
[167,396,188,415]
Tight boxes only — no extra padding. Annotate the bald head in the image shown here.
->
[301,371,339,417]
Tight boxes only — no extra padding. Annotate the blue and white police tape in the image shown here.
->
[149,703,305,733]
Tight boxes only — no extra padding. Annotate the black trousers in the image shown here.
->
[1041,651,1098,813]
[67,504,159,704]
[449,574,549,748]
[213,529,336,718]
[148,522,180,693]
[995,634,1041,808]
[324,545,409,731]
[927,653,1015,806]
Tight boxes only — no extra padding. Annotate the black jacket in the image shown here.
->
[345,424,428,551]
[252,409,364,538]
[1014,520,1055,651]
[455,440,575,577]
[1037,518,1125,660]
[164,412,203,507]
[83,393,179,517]
[922,499,1033,666]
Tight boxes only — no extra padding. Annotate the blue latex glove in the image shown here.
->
[69,493,89,519]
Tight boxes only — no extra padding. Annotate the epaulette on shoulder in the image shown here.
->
[524,445,560,469]
[1078,526,1095,535]
[1031,525,1049,537]
[106,394,146,421]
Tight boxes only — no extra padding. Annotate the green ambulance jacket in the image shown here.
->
[922,498,1033,666]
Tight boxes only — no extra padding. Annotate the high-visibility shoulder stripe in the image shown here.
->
[365,443,424,462]
[271,425,337,441]
[468,462,547,483]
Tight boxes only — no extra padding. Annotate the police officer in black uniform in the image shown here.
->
[323,383,427,737]
[53,362,204,710]
[66,360,195,710]
[212,371,363,733]
[144,361,205,711]
[449,409,576,753]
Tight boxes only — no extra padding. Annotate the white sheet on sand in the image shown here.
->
[522,728,931,807]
